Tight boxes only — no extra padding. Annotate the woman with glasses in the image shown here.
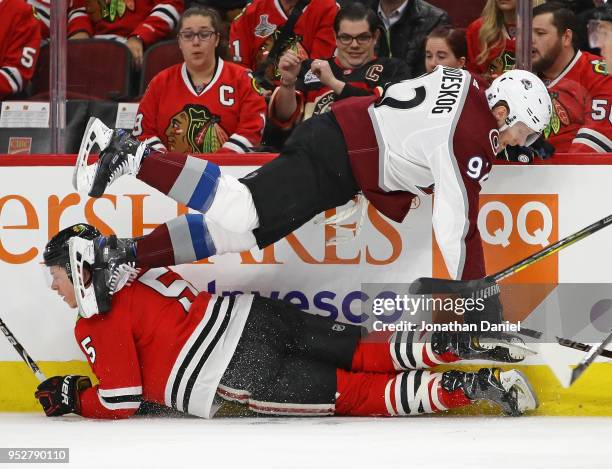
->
[133,6,266,154]
[269,2,409,129]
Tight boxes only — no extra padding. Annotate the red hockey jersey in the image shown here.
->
[466,17,516,82]
[79,0,183,46]
[332,66,498,281]
[0,0,41,98]
[269,56,410,127]
[229,0,338,83]
[28,0,90,39]
[542,50,612,153]
[75,267,253,419]
[134,59,267,154]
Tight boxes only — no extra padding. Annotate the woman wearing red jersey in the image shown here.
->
[134,6,266,154]
[466,0,519,82]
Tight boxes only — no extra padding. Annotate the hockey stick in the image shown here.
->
[411,212,612,294]
[0,316,46,382]
[409,213,612,356]
[569,329,612,385]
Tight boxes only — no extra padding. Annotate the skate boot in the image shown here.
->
[68,235,137,317]
[94,235,139,301]
[432,331,535,363]
[73,117,150,197]
[442,368,539,416]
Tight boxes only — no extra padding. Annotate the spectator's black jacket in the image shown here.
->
[369,0,450,78]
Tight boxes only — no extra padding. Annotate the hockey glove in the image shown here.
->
[461,278,504,326]
[530,136,555,160]
[34,375,92,417]
[497,145,534,164]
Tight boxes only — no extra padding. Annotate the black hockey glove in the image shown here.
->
[34,375,92,417]
[461,278,504,326]
[497,145,535,164]
[530,136,556,160]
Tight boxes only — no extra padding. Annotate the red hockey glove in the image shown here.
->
[34,375,92,417]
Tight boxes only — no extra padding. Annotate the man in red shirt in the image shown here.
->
[0,0,41,99]
[34,223,537,419]
[532,2,611,153]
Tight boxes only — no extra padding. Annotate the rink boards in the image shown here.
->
[1,154,612,415]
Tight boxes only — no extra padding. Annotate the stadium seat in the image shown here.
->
[430,0,486,28]
[30,39,133,101]
[139,40,183,95]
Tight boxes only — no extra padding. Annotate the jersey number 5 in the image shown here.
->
[80,337,96,363]
[138,268,198,313]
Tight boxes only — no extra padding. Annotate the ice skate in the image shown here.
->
[459,368,539,416]
[68,235,138,317]
[433,331,536,363]
[73,117,149,197]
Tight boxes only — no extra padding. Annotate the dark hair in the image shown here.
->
[178,6,228,58]
[426,25,467,60]
[333,2,379,34]
[178,6,223,32]
[533,2,578,40]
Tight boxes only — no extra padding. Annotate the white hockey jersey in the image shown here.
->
[332,66,499,280]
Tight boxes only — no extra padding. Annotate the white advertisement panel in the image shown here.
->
[1,164,612,362]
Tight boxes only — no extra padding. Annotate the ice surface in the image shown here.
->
[0,413,610,469]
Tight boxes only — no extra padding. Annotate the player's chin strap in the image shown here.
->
[314,193,368,245]
[68,237,101,319]
[72,117,114,193]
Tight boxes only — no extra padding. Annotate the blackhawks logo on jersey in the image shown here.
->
[86,0,135,23]
[486,50,516,82]
[591,59,608,76]
[165,105,229,153]
[255,31,308,82]
[543,91,570,138]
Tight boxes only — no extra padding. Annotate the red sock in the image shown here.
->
[351,331,460,372]
[134,223,175,268]
[335,369,471,416]
[137,151,188,195]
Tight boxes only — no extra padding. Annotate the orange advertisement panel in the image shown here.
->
[433,194,558,322]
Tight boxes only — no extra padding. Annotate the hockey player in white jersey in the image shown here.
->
[71,67,552,322]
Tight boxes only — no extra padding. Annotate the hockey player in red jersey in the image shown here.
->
[134,7,266,154]
[229,0,338,87]
[532,3,611,153]
[0,0,41,99]
[73,67,552,324]
[35,224,538,419]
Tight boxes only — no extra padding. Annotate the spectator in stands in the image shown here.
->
[466,0,518,82]
[0,0,41,99]
[269,2,409,129]
[588,2,612,66]
[184,0,246,47]
[133,6,266,154]
[32,0,184,68]
[229,0,339,89]
[371,0,449,78]
[424,25,467,73]
[28,0,91,40]
[532,2,611,153]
